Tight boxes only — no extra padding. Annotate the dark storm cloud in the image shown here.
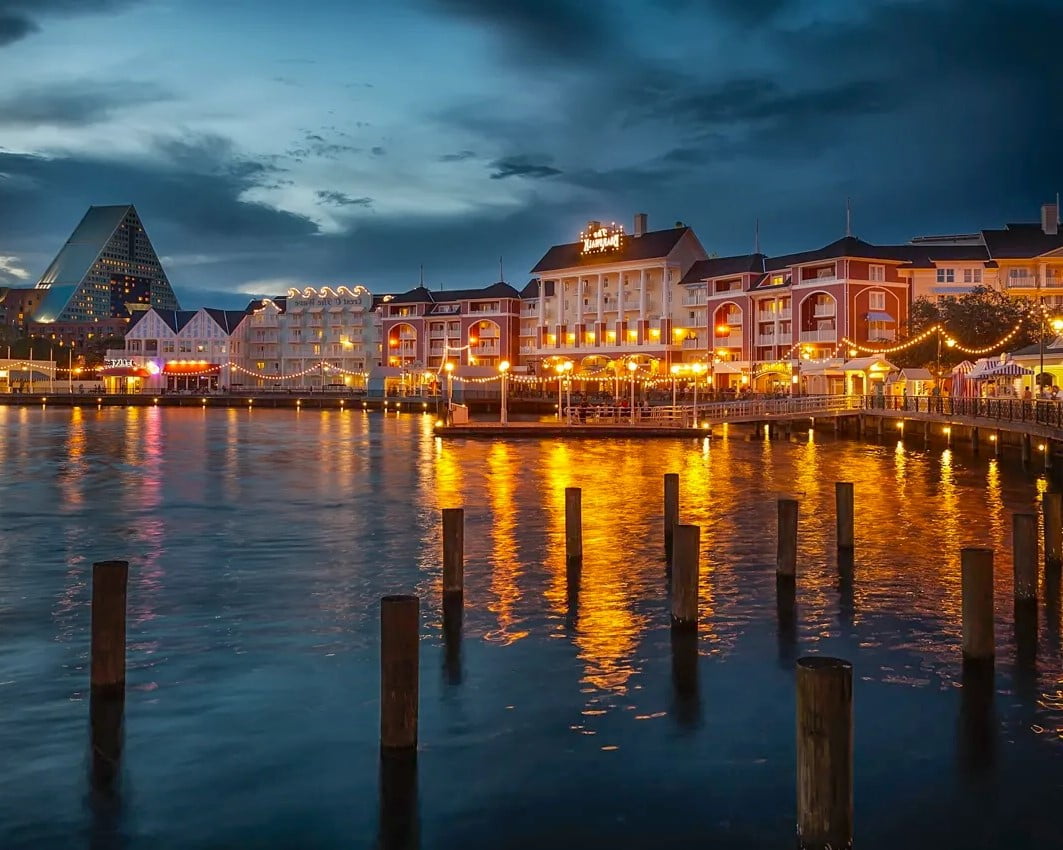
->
[371,146,386,156]
[0,0,141,47]
[420,0,615,61]
[655,0,793,24]
[0,81,171,127]
[489,155,562,180]
[0,12,35,45]
[315,190,373,208]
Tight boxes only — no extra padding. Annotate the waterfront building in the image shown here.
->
[907,202,1063,306]
[32,205,180,322]
[375,282,521,394]
[104,307,247,392]
[519,214,708,373]
[679,236,910,391]
[234,285,377,389]
[0,287,45,337]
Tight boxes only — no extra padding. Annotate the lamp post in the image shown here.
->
[670,363,680,409]
[555,362,564,420]
[1040,311,1063,397]
[499,360,510,425]
[68,347,74,394]
[444,361,454,412]
[627,359,638,424]
[565,360,573,416]
[692,362,705,426]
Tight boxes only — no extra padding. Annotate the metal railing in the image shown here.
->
[862,395,1063,430]
[560,395,861,427]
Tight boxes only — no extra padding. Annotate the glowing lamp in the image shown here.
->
[444,362,454,372]
[715,324,729,336]
[435,419,445,427]
[499,360,510,372]
[146,361,161,376]
[627,361,638,372]
[671,364,680,375]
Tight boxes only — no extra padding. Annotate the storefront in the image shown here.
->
[163,360,221,392]
[101,364,154,393]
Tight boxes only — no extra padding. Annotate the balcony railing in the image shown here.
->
[799,275,839,286]
[683,295,706,307]
[715,332,743,347]
[681,338,702,350]
[758,307,792,321]
[756,333,778,346]
[799,329,838,343]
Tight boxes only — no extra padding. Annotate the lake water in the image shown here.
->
[0,405,1061,849]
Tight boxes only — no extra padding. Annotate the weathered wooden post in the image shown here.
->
[971,426,979,453]
[1013,513,1037,603]
[565,487,582,569]
[1021,434,1031,465]
[441,509,464,599]
[1044,491,1062,572]
[777,498,799,579]
[961,548,994,663]
[835,482,854,559]
[796,656,853,850]
[380,595,419,753]
[91,560,129,696]
[671,524,700,630]
[663,473,679,559]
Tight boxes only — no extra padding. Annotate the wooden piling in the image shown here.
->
[441,508,464,598]
[1044,491,1062,572]
[993,430,1002,457]
[796,656,853,850]
[961,548,995,663]
[1022,434,1031,465]
[664,473,680,558]
[923,420,930,444]
[1013,513,1037,603]
[91,560,129,696]
[565,487,582,568]
[671,524,700,630]
[835,482,854,554]
[777,498,799,578]
[380,595,419,753]
[971,427,979,453]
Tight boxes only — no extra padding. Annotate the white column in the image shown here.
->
[538,279,545,323]
[576,278,584,324]
[596,274,604,322]
[639,269,647,320]
[558,279,566,326]
[661,266,670,321]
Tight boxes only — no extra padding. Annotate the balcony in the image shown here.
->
[715,332,743,348]
[798,274,839,286]
[471,343,499,356]
[756,333,778,346]
[681,338,702,350]
[799,329,838,343]
[757,307,792,322]
[519,344,537,353]
[812,304,836,318]
[683,295,706,307]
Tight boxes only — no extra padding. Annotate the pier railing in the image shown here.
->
[564,394,860,426]
[860,395,1063,430]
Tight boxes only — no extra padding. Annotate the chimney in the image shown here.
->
[634,212,647,237]
[1042,203,1058,236]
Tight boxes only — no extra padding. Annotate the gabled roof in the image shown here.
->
[680,253,765,284]
[204,308,249,335]
[531,227,693,273]
[519,279,554,298]
[389,282,521,304]
[899,245,991,268]
[982,224,1063,259]
[154,309,199,333]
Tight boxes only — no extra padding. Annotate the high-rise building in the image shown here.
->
[33,204,180,323]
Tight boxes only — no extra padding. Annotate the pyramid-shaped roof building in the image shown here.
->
[33,204,180,322]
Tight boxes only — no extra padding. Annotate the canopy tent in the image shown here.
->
[981,361,1033,378]
[951,360,976,375]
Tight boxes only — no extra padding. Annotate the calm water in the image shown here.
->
[1,406,1061,849]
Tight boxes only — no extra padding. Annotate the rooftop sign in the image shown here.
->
[580,223,624,255]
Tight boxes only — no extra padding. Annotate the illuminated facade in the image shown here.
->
[520,213,708,372]
[236,286,377,389]
[32,205,179,323]
[105,307,247,391]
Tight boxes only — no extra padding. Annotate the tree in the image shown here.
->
[892,287,1037,372]
[84,335,124,368]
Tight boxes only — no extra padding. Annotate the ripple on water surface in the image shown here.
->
[0,406,1061,849]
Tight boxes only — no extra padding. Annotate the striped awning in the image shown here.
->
[951,360,976,374]
[983,361,1034,377]
[865,311,895,322]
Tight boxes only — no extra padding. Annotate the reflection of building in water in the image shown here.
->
[485,442,528,644]
[540,441,647,694]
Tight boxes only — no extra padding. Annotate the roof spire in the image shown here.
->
[754,217,760,254]
[499,253,504,283]
[419,264,424,287]
[845,197,852,238]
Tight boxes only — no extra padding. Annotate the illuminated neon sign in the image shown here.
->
[104,357,135,368]
[580,223,624,255]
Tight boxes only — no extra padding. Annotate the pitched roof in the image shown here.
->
[154,310,199,333]
[34,205,132,290]
[204,308,249,335]
[531,227,692,273]
[680,254,765,284]
[982,224,1063,259]
[898,244,991,268]
[765,236,914,271]
[519,279,554,298]
[389,282,521,304]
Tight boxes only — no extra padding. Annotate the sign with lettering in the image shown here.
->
[580,224,624,255]
[104,358,135,368]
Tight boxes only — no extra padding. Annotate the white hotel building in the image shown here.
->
[519,213,709,371]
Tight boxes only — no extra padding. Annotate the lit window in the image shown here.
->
[936,268,955,283]
[963,268,983,284]
[868,291,886,310]
[869,265,885,282]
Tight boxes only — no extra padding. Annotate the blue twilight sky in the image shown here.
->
[0,0,1061,308]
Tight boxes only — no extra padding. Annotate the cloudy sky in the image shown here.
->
[0,0,1061,307]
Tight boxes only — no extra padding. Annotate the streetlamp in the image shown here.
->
[692,362,705,426]
[670,363,680,409]
[499,360,510,425]
[627,359,638,423]
[553,359,573,420]
[444,361,454,412]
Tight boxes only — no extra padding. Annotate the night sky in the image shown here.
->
[1,0,1061,307]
